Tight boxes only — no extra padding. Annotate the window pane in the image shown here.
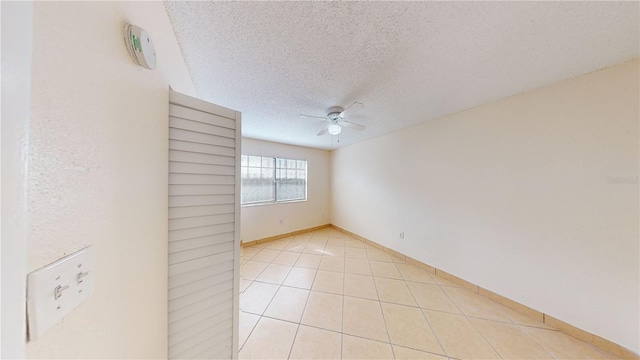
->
[276,179,306,201]
[242,178,275,204]
[297,160,306,170]
[241,155,248,166]
[248,155,261,167]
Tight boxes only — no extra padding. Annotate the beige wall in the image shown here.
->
[26,2,195,358]
[241,138,330,242]
[331,60,639,352]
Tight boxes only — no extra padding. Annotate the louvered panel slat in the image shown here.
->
[169,162,235,176]
[169,250,233,276]
[169,242,234,265]
[169,232,234,253]
[169,103,235,128]
[169,139,235,157]
[169,308,234,347]
[169,272,233,304]
[169,274,233,312]
[168,90,238,360]
[170,117,236,139]
[170,128,235,148]
[169,194,235,208]
[169,212,234,231]
[169,285,233,324]
[169,319,232,358]
[169,204,235,220]
[170,323,232,359]
[169,223,235,242]
[169,184,235,196]
[170,174,234,186]
[169,261,233,291]
[195,342,232,360]
[178,332,232,360]
[170,149,235,166]
[169,299,232,335]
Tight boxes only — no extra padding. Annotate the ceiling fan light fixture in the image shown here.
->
[328,124,342,135]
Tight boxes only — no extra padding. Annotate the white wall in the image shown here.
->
[241,138,330,242]
[331,60,639,352]
[1,2,33,357]
[25,2,195,358]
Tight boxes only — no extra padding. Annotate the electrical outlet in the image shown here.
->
[399,232,405,239]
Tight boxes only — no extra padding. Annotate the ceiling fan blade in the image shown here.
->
[317,124,330,136]
[339,102,364,118]
[299,114,328,120]
[342,121,365,131]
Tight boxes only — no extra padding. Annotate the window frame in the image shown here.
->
[240,155,308,207]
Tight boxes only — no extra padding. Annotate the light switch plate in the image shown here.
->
[27,246,95,340]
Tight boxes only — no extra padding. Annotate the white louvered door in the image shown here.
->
[168,90,241,360]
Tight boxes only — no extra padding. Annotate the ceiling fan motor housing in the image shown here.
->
[327,106,344,123]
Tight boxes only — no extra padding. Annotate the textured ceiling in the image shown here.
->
[165,1,639,150]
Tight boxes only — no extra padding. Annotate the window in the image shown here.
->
[241,155,307,205]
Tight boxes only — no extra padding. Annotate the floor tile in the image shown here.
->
[327,238,346,247]
[342,335,394,360]
[524,326,610,359]
[392,345,448,360]
[319,256,345,272]
[367,249,393,262]
[323,245,345,257]
[423,310,500,359]
[239,317,298,360]
[312,269,344,294]
[493,302,553,330]
[266,240,289,251]
[264,286,310,323]
[239,278,252,293]
[345,240,366,249]
[295,253,322,268]
[345,258,372,275]
[283,266,317,289]
[343,296,389,342]
[395,263,436,284]
[272,251,301,266]
[255,263,292,284]
[370,261,402,279]
[284,241,306,253]
[238,311,260,350]
[406,281,461,314]
[252,248,281,263]
[375,277,417,306]
[289,325,342,360]
[470,317,554,359]
[431,274,462,288]
[241,247,261,259]
[239,281,279,315]
[442,287,512,322]
[381,302,444,355]
[303,243,325,255]
[345,247,368,259]
[240,260,269,280]
[344,273,378,300]
[301,291,344,332]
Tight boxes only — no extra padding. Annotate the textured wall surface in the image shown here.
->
[26,2,195,358]
[241,138,330,242]
[331,60,639,352]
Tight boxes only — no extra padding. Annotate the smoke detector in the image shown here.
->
[124,24,156,70]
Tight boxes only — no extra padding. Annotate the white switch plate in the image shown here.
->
[27,246,95,340]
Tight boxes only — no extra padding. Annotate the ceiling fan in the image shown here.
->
[299,102,366,136]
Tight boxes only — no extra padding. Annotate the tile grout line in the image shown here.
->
[368,251,397,359]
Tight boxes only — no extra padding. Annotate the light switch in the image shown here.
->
[27,246,95,340]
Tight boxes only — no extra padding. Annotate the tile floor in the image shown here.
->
[239,228,620,360]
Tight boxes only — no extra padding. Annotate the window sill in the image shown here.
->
[241,199,307,208]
